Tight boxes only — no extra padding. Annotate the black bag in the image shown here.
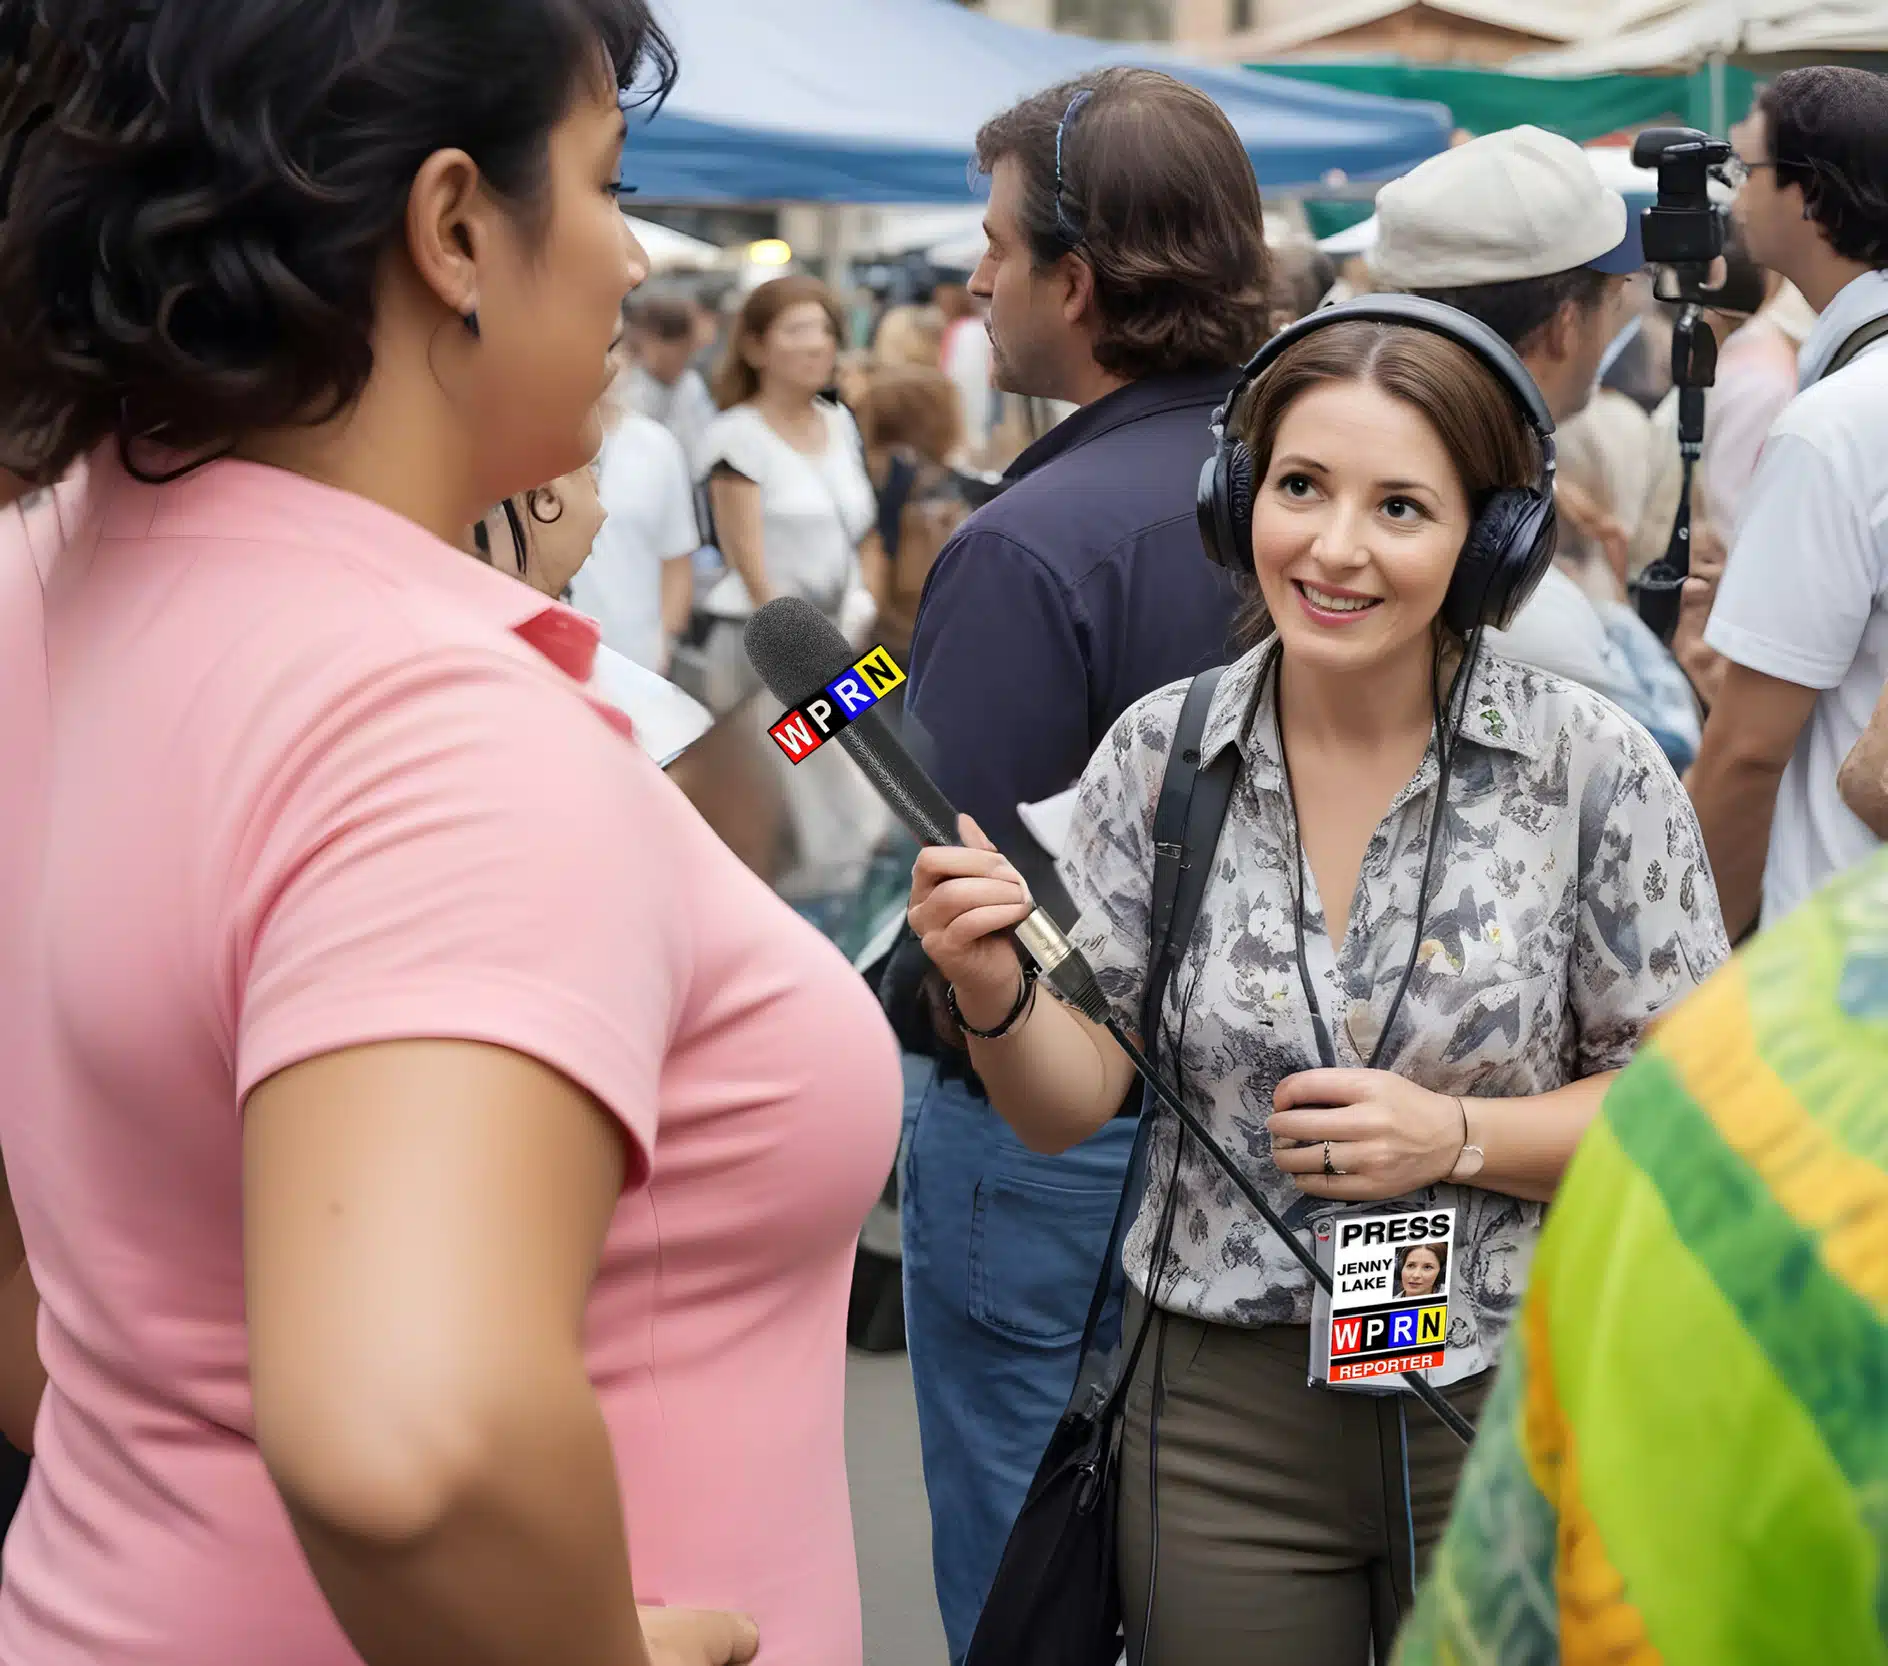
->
[963,666,1238,1666]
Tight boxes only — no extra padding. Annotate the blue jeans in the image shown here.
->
[900,1069,1137,1664]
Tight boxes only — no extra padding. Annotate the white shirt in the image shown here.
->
[628,364,718,466]
[1487,564,1626,701]
[941,317,994,455]
[695,402,875,620]
[569,414,698,672]
[1706,268,1888,924]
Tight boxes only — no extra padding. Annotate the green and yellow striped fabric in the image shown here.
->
[1396,852,1888,1666]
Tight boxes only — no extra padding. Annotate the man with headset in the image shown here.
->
[888,68,1260,1664]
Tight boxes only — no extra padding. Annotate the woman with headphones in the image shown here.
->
[907,297,1730,1662]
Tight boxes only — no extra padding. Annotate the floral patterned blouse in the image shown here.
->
[1059,638,1731,1386]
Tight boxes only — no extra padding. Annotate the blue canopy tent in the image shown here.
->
[625,0,1453,203]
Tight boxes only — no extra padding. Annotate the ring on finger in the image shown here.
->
[1322,1141,1345,1178]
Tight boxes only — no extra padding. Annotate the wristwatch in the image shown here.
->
[1448,1095,1486,1181]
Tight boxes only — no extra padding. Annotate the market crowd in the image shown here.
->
[0,5,1884,1665]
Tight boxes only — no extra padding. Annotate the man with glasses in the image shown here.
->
[1688,66,1888,940]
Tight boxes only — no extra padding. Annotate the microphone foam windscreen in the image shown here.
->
[743,595,854,709]
[744,596,959,847]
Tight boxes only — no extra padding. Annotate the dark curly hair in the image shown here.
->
[1760,66,1888,268]
[0,0,676,484]
[973,68,1271,382]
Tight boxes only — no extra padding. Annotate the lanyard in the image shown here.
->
[1268,642,1474,1077]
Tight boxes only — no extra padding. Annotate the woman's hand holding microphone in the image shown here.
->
[907,814,1038,1035]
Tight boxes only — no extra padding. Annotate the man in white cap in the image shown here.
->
[1368,126,1704,770]
[1370,125,1642,426]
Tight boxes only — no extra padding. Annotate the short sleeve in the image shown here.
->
[696,407,776,490]
[1706,428,1881,690]
[647,425,701,559]
[1055,682,1188,1034]
[231,646,687,1185]
[1569,708,1731,1073]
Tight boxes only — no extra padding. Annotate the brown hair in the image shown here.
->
[872,304,945,371]
[973,68,1270,381]
[854,364,964,467]
[710,275,847,409]
[1230,320,1544,648]
[630,296,695,343]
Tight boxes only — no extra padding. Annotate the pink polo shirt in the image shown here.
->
[0,453,902,1664]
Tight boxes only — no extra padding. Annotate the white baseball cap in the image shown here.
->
[1369,127,1643,290]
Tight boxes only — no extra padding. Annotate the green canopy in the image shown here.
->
[1256,61,1762,242]
[1253,60,1760,144]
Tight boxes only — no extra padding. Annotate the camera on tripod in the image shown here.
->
[1629,126,1737,643]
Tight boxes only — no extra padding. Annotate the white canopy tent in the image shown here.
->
[1237,0,1620,57]
[1510,0,1888,73]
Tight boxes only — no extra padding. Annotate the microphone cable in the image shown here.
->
[1094,1017,1475,1447]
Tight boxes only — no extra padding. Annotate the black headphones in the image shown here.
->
[1196,293,1559,638]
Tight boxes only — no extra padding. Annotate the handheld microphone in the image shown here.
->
[742,597,1111,1025]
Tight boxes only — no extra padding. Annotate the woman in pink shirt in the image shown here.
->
[0,5,900,1665]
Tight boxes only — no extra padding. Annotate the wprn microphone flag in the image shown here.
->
[766,644,907,763]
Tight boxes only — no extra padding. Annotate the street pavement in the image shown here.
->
[846,1349,950,1666]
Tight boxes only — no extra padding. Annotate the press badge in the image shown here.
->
[1308,1207,1454,1393]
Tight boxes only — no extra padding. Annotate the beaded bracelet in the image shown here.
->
[946,963,1040,1040]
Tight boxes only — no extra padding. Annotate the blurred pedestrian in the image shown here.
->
[889,66,1265,1664]
[1267,238,1338,333]
[853,363,973,670]
[0,5,898,1663]
[1371,126,1702,770]
[626,294,719,464]
[1690,66,1888,939]
[569,344,700,676]
[872,303,946,371]
[698,275,887,931]
[936,282,995,459]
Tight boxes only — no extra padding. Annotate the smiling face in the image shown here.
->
[1399,1244,1443,1297]
[1250,377,1472,677]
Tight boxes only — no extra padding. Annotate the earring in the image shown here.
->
[463,309,481,340]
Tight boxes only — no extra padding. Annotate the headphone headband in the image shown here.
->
[1217,293,1557,480]
[1195,292,1562,636]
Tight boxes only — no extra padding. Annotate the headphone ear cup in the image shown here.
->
[1196,439,1257,572]
[1224,442,1255,573]
[1443,489,1558,635]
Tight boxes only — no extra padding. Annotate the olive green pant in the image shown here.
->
[1117,1300,1493,1666]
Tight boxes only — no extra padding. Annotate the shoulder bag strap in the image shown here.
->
[1822,314,1888,381]
[1075,665,1236,1351]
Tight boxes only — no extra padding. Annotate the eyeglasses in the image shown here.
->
[1052,88,1094,248]
[1713,156,1778,190]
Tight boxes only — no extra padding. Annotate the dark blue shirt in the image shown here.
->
[905,368,1242,896]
